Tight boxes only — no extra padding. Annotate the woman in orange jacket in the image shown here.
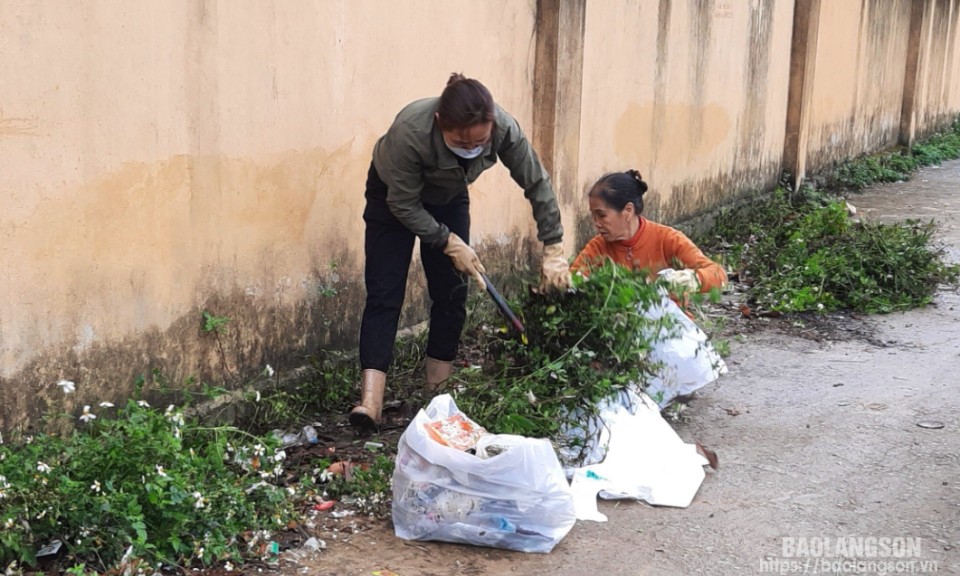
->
[571,170,727,298]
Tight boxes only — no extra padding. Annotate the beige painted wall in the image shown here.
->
[4,0,960,431]
[0,0,540,428]
[914,0,960,134]
[804,0,912,171]
[577,0,794,238]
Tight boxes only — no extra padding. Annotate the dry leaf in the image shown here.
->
[696,443,719,470]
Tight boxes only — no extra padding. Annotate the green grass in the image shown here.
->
[834,118,960,190]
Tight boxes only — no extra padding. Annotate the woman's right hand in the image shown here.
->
[443,233,487,289]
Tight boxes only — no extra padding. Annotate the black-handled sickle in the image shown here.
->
[480,273,526,334]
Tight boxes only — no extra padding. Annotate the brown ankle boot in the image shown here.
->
[424,357,454,393]
[349,369,386,428]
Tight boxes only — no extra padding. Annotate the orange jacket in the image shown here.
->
[570,218,727,292]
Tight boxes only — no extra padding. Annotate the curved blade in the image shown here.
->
[480,273,526,334]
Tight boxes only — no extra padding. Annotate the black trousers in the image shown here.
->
[359,163,471,372]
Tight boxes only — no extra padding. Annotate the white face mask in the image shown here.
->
[447,144,485,160]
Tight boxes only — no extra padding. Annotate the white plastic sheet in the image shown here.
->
[567,390,710,521]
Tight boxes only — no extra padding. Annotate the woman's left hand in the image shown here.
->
[540,243,573,292]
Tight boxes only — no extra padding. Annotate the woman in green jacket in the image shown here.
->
[351,73,571,428]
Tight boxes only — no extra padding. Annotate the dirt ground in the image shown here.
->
[269,160,960,576]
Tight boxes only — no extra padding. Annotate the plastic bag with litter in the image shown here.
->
[392,394,576,553]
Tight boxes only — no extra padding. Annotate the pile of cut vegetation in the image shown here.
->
[699,186,958,314]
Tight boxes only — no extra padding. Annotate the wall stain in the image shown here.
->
[0,230,536,432]
[651,0,673,173]
[690,0,714,142]
[0,113,39,137]
[737,0,775,168]
[645,156,782,227]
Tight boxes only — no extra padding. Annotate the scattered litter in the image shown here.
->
[328,460,371,481]
[916,421,945,429]
[424,413,488,451]
[393,395,576,553]
[275,425,319,447]
[837,401,851,406]
[302,537,325,551]
[312,500,335,511]
[364,441,384,451]
[330,510,356,519]
[36,540,63,558]
[372,570,401,576]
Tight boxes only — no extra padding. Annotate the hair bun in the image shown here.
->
[627,169,648,195]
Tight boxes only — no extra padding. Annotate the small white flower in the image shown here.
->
[57,380,76,394]
[193,491,206,509]
[224,562,234,572]
[253,444,265,457]
[272,450,286,462]
[165,404,175,415]
[196,546,204,558]
[526,390,537,405]
[255,390,261,402]
[37,461,51,474]
[264,364,275,377]
[90,480,101,493]
[4,518,13,529]
[137,400,150,407]
[79,405,97,423]
[156,465,167,478]
[285,487,295,496]
[817,303,825,310]
[319,470,334,483]
[98,401,114,408]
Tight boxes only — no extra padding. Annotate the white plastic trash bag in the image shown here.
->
[641,285,727,408]
[392,394,577,553]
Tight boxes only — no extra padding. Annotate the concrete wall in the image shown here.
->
[3,0,960,431]
[913,0,960,134]
[577,0,794,243]
[0,0,540,429]
[803,0,913,172]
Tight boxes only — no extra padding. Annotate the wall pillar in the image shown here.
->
[782,0,822,190]
[533,0,586,248]
[900,0,930,146]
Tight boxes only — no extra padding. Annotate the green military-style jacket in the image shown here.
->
[372,97,563,248]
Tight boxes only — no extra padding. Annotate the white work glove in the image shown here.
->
[540,242,573,292]
[658,268,700,293]
[443,233,486,289]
